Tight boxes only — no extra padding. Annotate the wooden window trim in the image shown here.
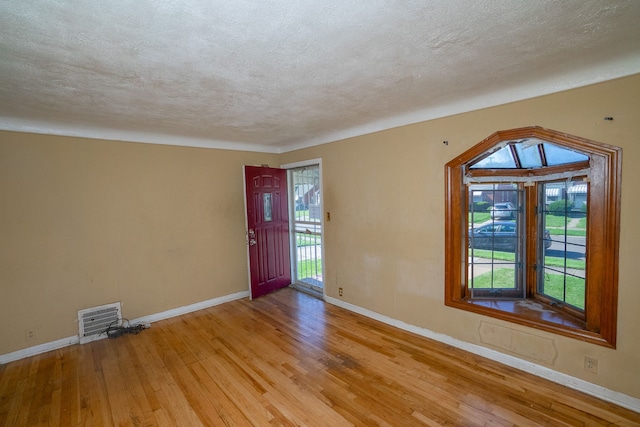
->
[444,126,621,347]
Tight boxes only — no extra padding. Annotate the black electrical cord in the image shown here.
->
[103,318,148,339]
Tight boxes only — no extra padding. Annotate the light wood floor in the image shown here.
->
[1,287,639,426]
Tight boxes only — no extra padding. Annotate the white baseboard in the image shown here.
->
[0,290,249,365]
[0,336,80,365]
[130,290,249,325]
[324,295,640,414]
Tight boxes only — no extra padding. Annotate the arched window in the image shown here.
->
[444,126,621,347]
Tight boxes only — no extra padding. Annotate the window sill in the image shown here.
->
[446,298,612,347]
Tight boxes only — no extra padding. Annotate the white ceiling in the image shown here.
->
[1,1,640,153]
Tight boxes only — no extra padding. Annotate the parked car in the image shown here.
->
[490,202,517,219]
[469,221,552,252]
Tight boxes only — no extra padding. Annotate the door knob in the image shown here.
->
[249,238,257,246]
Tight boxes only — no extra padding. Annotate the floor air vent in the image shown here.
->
[78,302,122,344]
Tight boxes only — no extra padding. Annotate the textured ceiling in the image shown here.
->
[1,1,640,153]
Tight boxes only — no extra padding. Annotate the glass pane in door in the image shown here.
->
[291,165,323,290]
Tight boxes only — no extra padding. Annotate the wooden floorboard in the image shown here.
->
[1,287,639,426]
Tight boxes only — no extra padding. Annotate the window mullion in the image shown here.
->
[525,184,538,298]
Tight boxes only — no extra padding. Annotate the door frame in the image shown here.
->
[243,165,250,296]
[281,158,325,299]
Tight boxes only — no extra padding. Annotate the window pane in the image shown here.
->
[468,184,524,298]
[470,146,516,169]
[469,259,519,296]
[541,268,586,310]
[543,143,589,166]
[263,193,273,222]
[514,143,543,168]
[469,140,589,170]
[292,167,321,223]
[539,181,587,311]
[295,232,323,286]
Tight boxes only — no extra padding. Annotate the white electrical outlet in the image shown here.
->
[584,356,598,374]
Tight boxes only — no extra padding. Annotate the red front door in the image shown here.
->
[244,166,292,298]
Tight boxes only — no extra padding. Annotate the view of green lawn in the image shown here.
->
[470,249,585,269]
[296,234,321,247]
[469,212,491,223]
[295,232,322,281]
[471,268,585,309]
[297,259,322,278]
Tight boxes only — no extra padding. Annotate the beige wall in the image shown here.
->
[1,74,639,400]
[281,74,640,399]
[0,132,278,354]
